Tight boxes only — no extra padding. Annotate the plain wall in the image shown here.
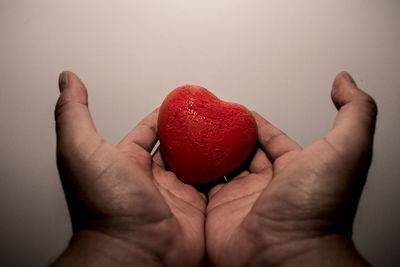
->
[1,1,399,266]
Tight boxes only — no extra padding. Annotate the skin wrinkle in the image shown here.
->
[278,160,340,208]
[321,136,342,156]
[94,225,172,266]
[71,137,105,167]
[54,100,75,120]
[207,188,264,214]
[260,132,286,153]
[139,118,158,136]
[153,178,205,214]
[88,216,173,244]
[272,150,300,175]
[250,234,347,267]
[54,93,89,119]
[311,141,353,181]
[284,179,349,225]
[59,139,106,202]
[246,207,346,251]
[254,182,316,225]
[151,148,165,167]
[207,184,225,199]
[67,203,178,264]
[250,156,272,174]
[57,129,100,164]
[151,159,165,170]
[146,182,205,265]
[83,205,182,265]
[92,154,119,186]
[332,95,377,130]
[129,123,158,149]
[274,144,302,161]
[259,165,273,175]
[79,148,168,219]
[248,171,350,245]
[124,146,153,170]
[85,147,135,190]
[208,169,272,213]
[73,230,164,266]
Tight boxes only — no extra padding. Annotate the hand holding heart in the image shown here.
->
[54,71,376,266]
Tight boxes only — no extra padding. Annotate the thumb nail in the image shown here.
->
[58,71,69,92]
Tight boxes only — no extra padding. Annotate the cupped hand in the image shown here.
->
[54,72,206,267]
[206,72,377,266]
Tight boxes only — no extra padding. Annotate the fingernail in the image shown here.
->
[58,71,69,92]
[344,72,357,87]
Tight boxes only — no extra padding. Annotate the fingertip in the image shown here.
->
[332,71,357,97]
[328,71,377,155]
[58,71,71,92]
[58,71,88,106]
[152,106,160,117]
[331,71,359,109]
[55,71,91,122]
[250,111,263,125]
[55,71,98,149]
[118,108,160,152]
[334,71,357,88]
[331,72,377,116]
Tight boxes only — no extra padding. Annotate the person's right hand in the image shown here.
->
[53,72,206,267]
[206,72,377,266]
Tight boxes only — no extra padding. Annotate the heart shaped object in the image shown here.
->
[158,85,258,184]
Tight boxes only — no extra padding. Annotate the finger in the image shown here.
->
[227,169,250,180]
[55,71,99,150]
[152,167,207,212]
[249,146,272,173]
[208,183,225,199]
[253,111,302,162]
[325,71,377,158]
[118,108,159,152]
[152,147,166,169]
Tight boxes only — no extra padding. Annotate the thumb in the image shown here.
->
[55,71,99,154]
[325,71,377,161]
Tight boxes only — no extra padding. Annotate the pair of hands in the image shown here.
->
[53,71,376,267]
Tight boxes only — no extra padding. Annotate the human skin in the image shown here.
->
[53,72,206,266]
[53,71,376,266]
[206,71,377,266]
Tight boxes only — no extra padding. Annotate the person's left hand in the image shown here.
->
[204,72,376,266]
[54,71,206,267]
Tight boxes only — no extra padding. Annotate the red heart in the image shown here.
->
[158,85,258,184]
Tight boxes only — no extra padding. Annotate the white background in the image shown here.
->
[1,1,399,266]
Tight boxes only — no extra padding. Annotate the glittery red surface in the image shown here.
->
[158,85,258,184]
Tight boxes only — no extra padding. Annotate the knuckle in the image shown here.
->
[356,92,378,118]
[54,97,68,120]
[362,94,378,116]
